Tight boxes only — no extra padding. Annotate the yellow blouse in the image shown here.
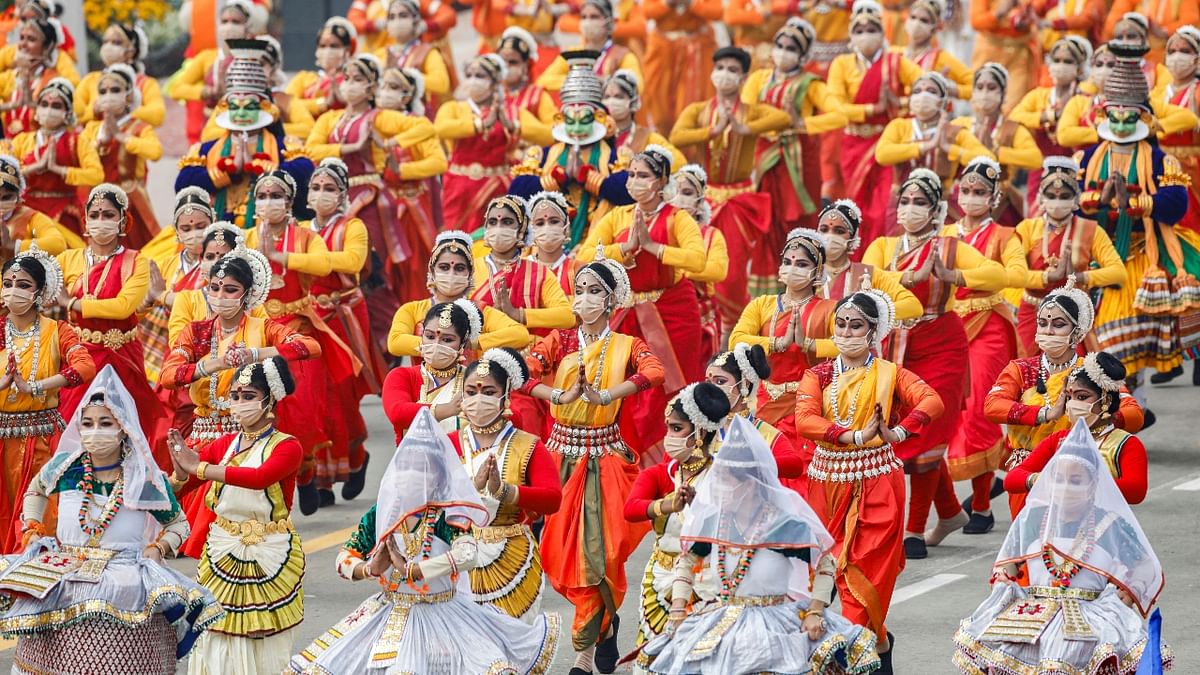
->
[373,45,451,97]
[740,69,848,135]
[471,257,574,332]
[890,46,974,99]
[940,223,1029,289]
[1013,217,1126,290]
[387,298,531,357]
[0,317,86,411]
[303,216,369,280]
[80,119,164,181]
[165,48,220,102]
[243,227,333,278]
[862,236,1008,314]
[433,100,552,152]
[827,53,925,124]
[577,204,707,283]
[9,131,104,188]
[951,116,1043,170]
[5,207,71,254]
[168,289,270,345]
[57,248,150,320]
[686,226,729,288]
[0,45,80,84]
[74,71,166,127]
[875,118,996,177]
[668,100,792,185]
[285,71,333,118]
[819,265,925,320]
[728,294,838,359]
[305,109,446,180]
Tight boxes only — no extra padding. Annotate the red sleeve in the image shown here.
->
[382,366,428,442]
[515,441,562,516]
[1004,430,1063,494]
[624,462,671,522]
[983,360,1041,426]
[794,367,850,444]
[771,433,804,479]
[894,366,945,436]
[1113,389,1144,432]
[1114,435,1147,505]
[223,437,303,491]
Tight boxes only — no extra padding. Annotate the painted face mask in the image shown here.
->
[1105,108,1141,138]
[563,105,597,141]
[227,96,264,129]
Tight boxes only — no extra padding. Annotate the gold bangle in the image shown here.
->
[651,499,662,518]
[197,461,209,481]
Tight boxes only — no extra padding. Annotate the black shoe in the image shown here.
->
[962,511,995,534]
[877,632,896,675]
[595,614,620,674]
[904,536,927,560]
[568,669,592,675]
[960,496,973,516]
[991,476,1005,499]
[318,489,336,508]
[1142,408,1157,431]
[341,452,370,501]
[1150,366,1183,384]
[298,481,319,516]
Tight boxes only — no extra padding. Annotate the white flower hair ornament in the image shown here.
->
[732,343,759,396]
[11,243,63,309]
[1041,276,1094,337]
[479,348,527,391]
[453,298,484,345]
[674,383,723,433]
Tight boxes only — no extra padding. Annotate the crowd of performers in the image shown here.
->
[0,0,1190,671]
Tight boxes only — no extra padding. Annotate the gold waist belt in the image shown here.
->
[622,288,665,308]
[1028,585,1101,601]
[265,295,314,317]
[215,515,295,546]
[74,326,138,350]
[474,523,529,543]
[808,443,902,482]
[384,588,456,605]
[449,162,507,180]
[845,123,885,138]
[651,547,679,570]
[953,293,1005,316]
[348,173,382,188]
[725,594,788,607]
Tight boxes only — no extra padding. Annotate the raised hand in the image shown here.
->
[386,536,407,570]
[912,243,937,284]
[146,260,166,304]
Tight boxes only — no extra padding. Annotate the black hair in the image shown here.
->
[30,17,57,49]
[210,254,255,289]
[2,256,46,291]
[1070,352,1127,414]
[578,262,617,292]
[234,356,296,400]
[423,302,472,342]
[709,345,771,383]
[463,347,530,391]
[713,46,751,73]
[834,293,880,322]
[670,382,731,448]
[1041,294,1081,325]
[202,228,240,254]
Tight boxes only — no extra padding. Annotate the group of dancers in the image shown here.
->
[0,0,1190,672]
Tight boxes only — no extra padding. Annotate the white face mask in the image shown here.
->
[1,286,36,313]
[97,92,128,116]
[99,42,127,66]
[217,23,246,44]
[579,18,607,42]
[1035,331,1074,355]
[823,234,849,260]
[626,177,658,203]
[1048,62,1078,85]
[461,393,504,426]
[315,46,344,72]
[833,334,871,357]
[484,226,520,253]
[309,190,341,216]
[957,191,992,218]
[909,90,942,118]
[86,219,121,245]
[531,223,567,252]
[339,80,369,105]
[1065,398,1100,427]
[663,434,695,462]
[463,74,492,101]
[230,398,267,426]
[778,264,814,288]
[772,46,799,73]
[850,32,883,58]
[35,105,66,129]
[970,88,1002,115]
[1090,65,1113,87]
[1042,198,1076,222]
[387,17,416,40]
[573,293,608,324]
[897,204,931,232]
[256,198,289,224]
[80,428,123,455]
[419,341,459,369]
[715,380,743,407]
[433,271,470,297]
[1165,52,1197,80]
[905,17,933,44]
[0,196,17,219]
[207,294,245,319]
[376,87,406,111]
[602,96,631,118]
[178,228,205,250]
[710,69,741,94]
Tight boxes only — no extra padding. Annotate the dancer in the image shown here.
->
[1156,26,1200,235]
[642,415,881,674]
[815,200,921,314]
[286,16,355,119]
[623,382,729,663]
[794,290,944,670]
[285,409,560,674]
[0,366,220,674]
[0,16,77,137]
[387,230,530,359]
[861,169,1007,559]
[374,0,451,105]
[449,348,562,620]
[604,70,685,172]
[670,165,727,360]
[521,256,663,675]
[75,22,163,127]
[0,154,73,255]
[895,0,972,97]
[1005,351,1148,507]
[969,0,1039,110]
[536,0,642,93]
[497,27,556,163]
[526,190,577,298]
[639,0,721,132]
[0,249,94,553]
[953,421,1171,674]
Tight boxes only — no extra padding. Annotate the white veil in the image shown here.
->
[38,365,172,511]
[374,409,489,548]
[681,415,834,553]
[996,420,1163,616]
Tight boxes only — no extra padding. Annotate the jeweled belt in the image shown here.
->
[762,380,800,401]
[190,414,238,442]
[808,443,903,482]
[215,515,295,546]
[383,587,456,605]
[651,547,679,570]
[474,523,529,543]
[1028,585,1101,601]
[265,295,313,318]
[449,162,507,180]
[0,409,64,439]
[725,594,788,607]
[74,326,137,349]
[845,123,885,138]
[547,422,625,458]
[622,288,665,308]
[953,293,1005,316]
[348,173,383,188]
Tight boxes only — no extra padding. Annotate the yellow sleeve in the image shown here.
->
[134,77,167,127]
[939,51,974,99]
[65,139,104,187]
[517,106,553,147]
[434,101,477,141]
[421,48,451,97]
[54,53,81,86]
[289,231,334,276]
[19,212,67,255]
[688,228,728,283]
[304,111,344,161]
[1000,232,1030,289]
[1016,219,1048,289]
[479,305,532,350]
[123,124,164,161]
[388,301,425,356]
[746,102,791,136]
[1008,88,1045,130]
[861,236,889,268]
[898,57,926,90]
[1085,226,1127,289]
[576,208,626,263]
[1056,95,1098,148]
[287,72,327,117]
[997,124,1043,170]
[0,71,13,101]
[954,239,1007,292]
[946,126,995,165]
[328,218,370,275]
[875,119,920,166]
[284,96,316,140]
[741,70,769,105]
[376,110,437,146]
[647,132,687,172]
[73,72,98,124]
[728,295,774,351]
[165,53,210,102]
[81,255,150,320]
[828,56,870,123]
[662,209,706,273]
[803,80,848,135]
[525,273,575,330]
[619,53,643,91]
[668,102,711,149]
[398,131,449,180]
[869,267,924,321]
[1154,100,1200,137]
[535,56,568,92]
[168,291,203,345]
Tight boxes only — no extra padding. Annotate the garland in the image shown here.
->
[77,453,124,543]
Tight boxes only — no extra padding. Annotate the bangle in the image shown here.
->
[1026,472,1039,490]
[196,359,209,379]
[852,430,864,446]
[599,389,613,405]
[196,461,209,481]
[551,388,564,405]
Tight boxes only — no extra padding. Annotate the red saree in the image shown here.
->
[840,53,901,259]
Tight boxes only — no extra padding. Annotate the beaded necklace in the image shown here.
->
[77,453,124,543]
[401,507,440,593]
[716,544,756,600]
[576,327,613,390]
[82,247,124,299]
[888,231,938,272]
[206,315,246,412]
[1040,509,1096,588]
[828,355,874,428]
[4,317,40,403]
[463,423,515,479]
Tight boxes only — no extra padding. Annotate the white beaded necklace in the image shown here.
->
[828,354,873,428]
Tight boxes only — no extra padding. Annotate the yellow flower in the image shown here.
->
[82,0,168,34]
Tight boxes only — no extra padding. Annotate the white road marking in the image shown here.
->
[891,573,968,606]
[1172,476,1200,491]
